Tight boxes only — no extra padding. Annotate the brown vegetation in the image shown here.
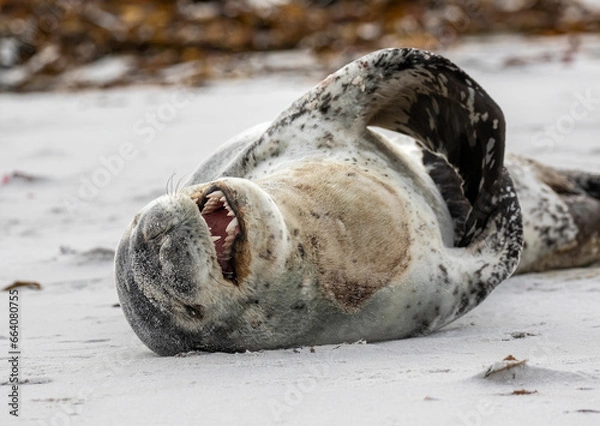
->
[1,0,598,91]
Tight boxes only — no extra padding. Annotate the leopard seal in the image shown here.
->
[115,48,600,355]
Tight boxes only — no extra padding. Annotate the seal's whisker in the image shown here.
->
[170,173,177,196]
[166,173,177,197]
[165,174,172,197]
[174,174,189,196]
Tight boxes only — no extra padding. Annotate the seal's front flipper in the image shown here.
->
[327,49,510,247]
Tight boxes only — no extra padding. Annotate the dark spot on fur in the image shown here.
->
[291,301,306,311]
[298,243,306,259]
[259,248,274,260]
[457,293,470,315]
[310,235,320,249]
[185,304,204,319]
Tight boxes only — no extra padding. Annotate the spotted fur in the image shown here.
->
[507,155,600,273]
[115,48,595,356]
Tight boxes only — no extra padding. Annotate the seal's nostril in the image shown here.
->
[143,221,173,243]
[140,204,178,242]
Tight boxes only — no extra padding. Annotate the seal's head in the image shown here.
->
[115,178,293,355]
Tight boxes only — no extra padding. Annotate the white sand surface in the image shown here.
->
[1,36,599,425]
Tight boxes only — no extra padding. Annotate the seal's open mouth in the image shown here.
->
[195,189,241,281]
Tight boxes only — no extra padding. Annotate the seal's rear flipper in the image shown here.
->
[562,169,600,200]
[508,156,600,273]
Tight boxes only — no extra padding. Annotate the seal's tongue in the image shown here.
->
[200,190,240,276]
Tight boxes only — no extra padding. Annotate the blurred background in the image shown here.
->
[1,0,599,92]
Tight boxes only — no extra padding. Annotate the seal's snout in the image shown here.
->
[137,195,200,243]
[129,195,214,299]
[115,193,228,355]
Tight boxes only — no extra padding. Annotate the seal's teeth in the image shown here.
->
[221,235,235,258]
[201,196,223,214]
[210,236,221,242]
[227,210,236,217]
[226,218,238,234]
[208,190,224,199]
[223,235,235,253]
[220,196,233,208]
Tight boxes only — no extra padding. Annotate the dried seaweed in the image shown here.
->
[0,0,598,91]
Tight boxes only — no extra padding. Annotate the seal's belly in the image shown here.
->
[253,158,455,342]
